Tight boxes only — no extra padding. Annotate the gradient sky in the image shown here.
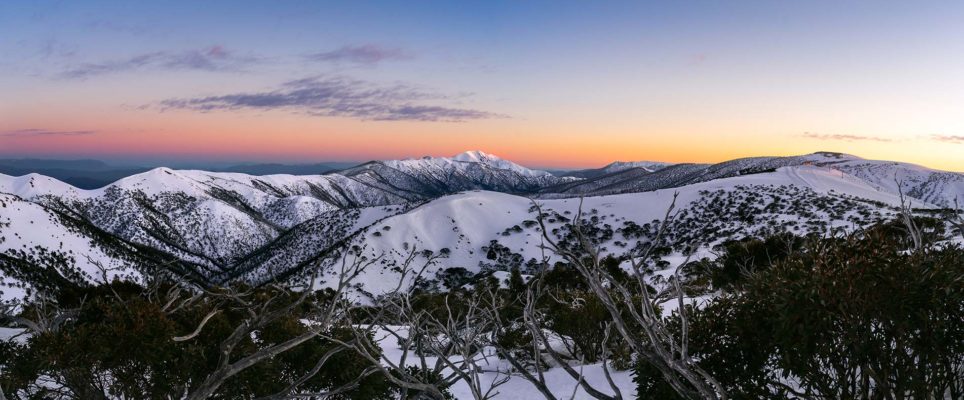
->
[1,1,963,171]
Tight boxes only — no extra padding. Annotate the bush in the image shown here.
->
[543,290,611,363]
[709,233,804,288]
[0,280,394,399]
[748,232,964,398]
[642,231,964,399]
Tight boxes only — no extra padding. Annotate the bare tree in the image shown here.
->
[172,248,378,400]
[0,296,78,335]
[505,196,727,400]
[480,273,626,400]
[895,178,923,251]
[335,247,513,400]
[480,283,559,400]
[0,245,384,399]
[0,255,115,336]
[949,198,964,240]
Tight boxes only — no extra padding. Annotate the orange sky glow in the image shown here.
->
[1,1,962,172]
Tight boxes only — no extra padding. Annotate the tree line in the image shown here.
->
[1,195,962,399]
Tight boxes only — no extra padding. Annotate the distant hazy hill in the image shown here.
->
[0,159,360,189]
[553,160,675,179]
[0,159,150,189]
[218,162,359,175]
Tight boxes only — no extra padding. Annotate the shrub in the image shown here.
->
[641,231,964,399]
[0,280,393,399]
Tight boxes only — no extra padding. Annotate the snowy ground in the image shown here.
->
[0,327,27,344]
[0,323,634,399]
[372,325,636,399]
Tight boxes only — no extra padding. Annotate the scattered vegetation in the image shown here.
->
[2,186,962,399]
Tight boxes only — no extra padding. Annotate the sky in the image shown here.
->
[1,1,963,171]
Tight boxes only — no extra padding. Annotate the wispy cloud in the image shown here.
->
[0,128,97,137]
[932,134,964,144]
[306,44,412,65]
[38,39,78,59]
[158,76,503,122]
[60,46,258,79]
[84,20,151,36]
[801,132,892,142]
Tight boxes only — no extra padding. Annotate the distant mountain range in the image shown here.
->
[0,159,359,189]
[552,160,674,179]
[1,150,961,301]
[217,162,360,176]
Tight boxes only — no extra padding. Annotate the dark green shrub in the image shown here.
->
[641,231,964,399]
[0,280,393,399]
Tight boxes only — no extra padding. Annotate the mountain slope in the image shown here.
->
[340,150,565,196]
[2,151,960,301]
[0,192,206,302]
[812,156,964,208]
[559,160,674,179]
[539,152,964,206]
[332,165,915,295]
[0,151,566,284]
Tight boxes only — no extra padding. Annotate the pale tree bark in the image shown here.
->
[949,198,964,240]
[480,284,558,400]
[511,196,727,400]
[895,178,923,251]
[0,249,379,400]
[0,296,79,335]
[336,247,513,400]
[174,248,378,400]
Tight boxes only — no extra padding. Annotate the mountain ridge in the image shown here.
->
[2,150,962,301]
[3,150,960,193]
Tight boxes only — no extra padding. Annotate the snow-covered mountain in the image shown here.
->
[602,160,673,174]
[1,151,961,301]
[0,151,563,277]
[0,170,399,273]
[539,152,963,205]
[341,165,918,294]
[556,160,673,179]
[808,153,964,208]
[340,150,565,196]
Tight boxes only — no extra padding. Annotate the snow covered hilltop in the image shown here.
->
[1,150,963,399]
[0,150,961,295]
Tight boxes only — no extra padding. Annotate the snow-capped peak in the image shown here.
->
[451,150,501,163]
[106,167,210,196]
[450,150,553,178]
[0,172,84,199]
[383,150,553,179]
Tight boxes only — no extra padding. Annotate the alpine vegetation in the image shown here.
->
[1,151,962,399]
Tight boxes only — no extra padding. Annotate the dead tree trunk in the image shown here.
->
[519,196,727,400]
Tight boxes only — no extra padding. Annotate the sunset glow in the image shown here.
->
[1,1,962,171]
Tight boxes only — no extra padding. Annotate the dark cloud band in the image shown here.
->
[60,46,257,79]
[306,44,411,64]
[0,129,97,137]
[158,76,503,122]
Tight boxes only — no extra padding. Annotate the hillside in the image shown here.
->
[1,151,961,301]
